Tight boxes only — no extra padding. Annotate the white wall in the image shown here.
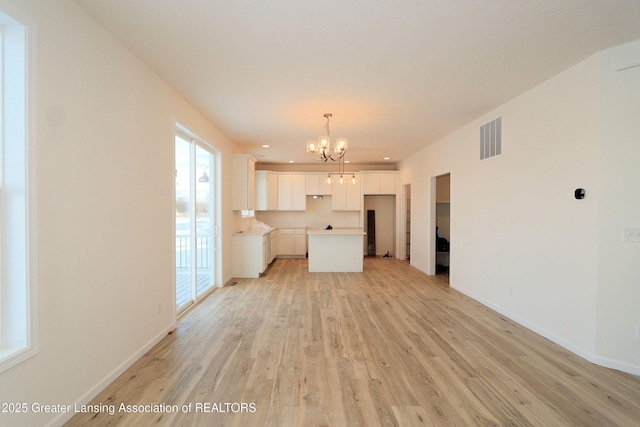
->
[596,40,640,371]
[0,1,238,426]
[256,196,361,229]
[399,41,640,374]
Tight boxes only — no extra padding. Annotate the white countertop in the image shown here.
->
[307,228,366,235]
[234,227,277,236]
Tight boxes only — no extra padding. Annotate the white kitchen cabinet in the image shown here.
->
[362,172,397,195]
[269,228,279,263]
[232,232,267,278]
[277,174,306,211]
[279,230,294,256]
[232,154,256,210]
[306,173,333,195]
[278,228,306,257]
[255,170,278,211]
[295,231,306,256]
[332,174,361,211]
[233,229,279,278]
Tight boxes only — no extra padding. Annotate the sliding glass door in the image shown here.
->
[175,131,216,314]
[195,145,214,297]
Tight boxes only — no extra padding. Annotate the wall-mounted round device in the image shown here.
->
[574,188,585,199]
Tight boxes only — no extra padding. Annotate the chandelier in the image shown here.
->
[306,113,348,162]
[305,113,355,185]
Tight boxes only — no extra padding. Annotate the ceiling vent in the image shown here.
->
[480,117,502,160]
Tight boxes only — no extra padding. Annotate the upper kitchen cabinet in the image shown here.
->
[278,173,306,211]
[255,170,278,211]
[232,154,256,210]
[306,173,333,196]
[362,171,397,195]
[332,173,361,211]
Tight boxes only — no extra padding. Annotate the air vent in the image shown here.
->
[480,117,502,160]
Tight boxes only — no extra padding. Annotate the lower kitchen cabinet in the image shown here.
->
[233,229,279,278]
[278,228,306,257]
[268,228,279,263]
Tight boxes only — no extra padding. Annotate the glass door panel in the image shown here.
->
[195,145,214,297]
[175,134,194,312]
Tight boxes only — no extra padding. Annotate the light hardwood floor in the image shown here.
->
[66,257,640,426]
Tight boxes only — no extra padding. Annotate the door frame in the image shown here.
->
[429,173,451,277]
[400,183,411,261]
[174,123,221,316]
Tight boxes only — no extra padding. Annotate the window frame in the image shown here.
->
[0,5,38,374]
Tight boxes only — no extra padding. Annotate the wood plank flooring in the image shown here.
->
[66,257,640,426]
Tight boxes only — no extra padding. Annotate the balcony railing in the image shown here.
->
[176,236,210,269]
[175,236,213,309]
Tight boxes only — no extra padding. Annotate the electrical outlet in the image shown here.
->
[636,325,640,342]
[624,227,640,243]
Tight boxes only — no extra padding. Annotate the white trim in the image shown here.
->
[399,183,409,261]
[0,4,38,374]
[450,283,640,377]
[45,322,177,427]
[175,122,219,154]
[26,3,39,370]
[410,261,429,276]
[428,176,437,275]
[590,355,640,377]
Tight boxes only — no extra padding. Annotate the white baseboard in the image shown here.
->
[410,261,429,275]
[47,322,177,427]
[450,284,640,377]
[590,354,640,377]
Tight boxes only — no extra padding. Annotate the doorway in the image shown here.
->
[402,184,411,260]
[431,173,450,284]
[363,195,396,257]
[174,129,218,314]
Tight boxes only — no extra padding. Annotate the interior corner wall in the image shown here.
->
[0,1,238,426]
[400,52,605,366]
[595,40,640,373]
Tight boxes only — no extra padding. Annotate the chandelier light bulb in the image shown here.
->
[306,140,317,153]
[335,138,348,154]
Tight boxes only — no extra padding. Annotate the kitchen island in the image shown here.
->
[307,228,366,272]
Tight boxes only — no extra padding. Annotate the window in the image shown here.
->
[0,7,37,373]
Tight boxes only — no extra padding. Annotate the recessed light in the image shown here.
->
[288,160,295,163]
[384,157,390,160]
[345,160,350,163]
[262,144,270,148]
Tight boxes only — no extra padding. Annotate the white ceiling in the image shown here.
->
[74,0,640,165]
